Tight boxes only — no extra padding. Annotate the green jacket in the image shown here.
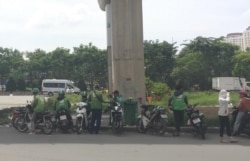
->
[55,98,71,112]
[169,91,188,110]
[89,90,103,110]
[32,95,45,112]
[115,96,124,107]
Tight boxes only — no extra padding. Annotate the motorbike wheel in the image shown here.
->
[12,118,18,129]
[16,117,28,132]
[155,118,167,135]
[111,117,122,134]
[136,118,147,133]
[76,117,83,134]
[41,118,54,135]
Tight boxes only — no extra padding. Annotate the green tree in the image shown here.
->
[177,36,238,90]
[232,51,250,80]
[144,40,177,87]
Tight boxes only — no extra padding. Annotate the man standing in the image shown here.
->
[30,88,45,134]
[88,85,104,134]
[168,83,188,136]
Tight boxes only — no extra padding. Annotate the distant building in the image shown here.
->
[225,26,250,51]
[243,26,250,51]
[225,33,244,50]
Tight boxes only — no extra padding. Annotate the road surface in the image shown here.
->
[0,126,249,161]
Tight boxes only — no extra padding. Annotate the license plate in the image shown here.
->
[161,114,167,118]
[60,115,67,120]
[192,118,201,124]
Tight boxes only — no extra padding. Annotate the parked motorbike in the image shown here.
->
[109,102,124,134]
[185,104,207,139]
[75,102,91,134]
[136,105,168,135]
[55,108,73,133]
[231,106,250,136]
[15,104,54,135]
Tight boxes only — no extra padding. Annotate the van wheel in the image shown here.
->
[48,92,53,97]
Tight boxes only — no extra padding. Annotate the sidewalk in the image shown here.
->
[98,114,219,133]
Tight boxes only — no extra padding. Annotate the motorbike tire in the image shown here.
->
[111,117,122,134]
[76,117,83,134]
[16,117,28,133]
[41,118,54,135]
[136,118,147,133]
[156,118,168,135]
[12,118,18,129]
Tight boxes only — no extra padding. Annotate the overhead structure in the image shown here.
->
[97,0,146,103]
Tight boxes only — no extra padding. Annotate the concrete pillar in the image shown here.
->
[98,0,146,104]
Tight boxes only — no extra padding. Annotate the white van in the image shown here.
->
[41,79,81,96]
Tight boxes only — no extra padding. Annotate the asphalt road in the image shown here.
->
[0,126,250,161]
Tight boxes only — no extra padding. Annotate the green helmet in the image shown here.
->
[82,91,87,97]
[58,90,65,96]
[32,88,39,95]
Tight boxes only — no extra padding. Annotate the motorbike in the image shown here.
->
[231,106,250,136]
[15,104,54,135]
[108,101,124,134]
[55,108,73,133]
[75,102,91,134]
[185,104,207,139]
[136,104,168,135]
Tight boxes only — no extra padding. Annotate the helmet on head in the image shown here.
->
[32,88,39,95]
[82,91,87,97]
[59,90,65,96]
[239,90,248,96]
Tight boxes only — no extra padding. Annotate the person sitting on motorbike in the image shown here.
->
[54,90,72,125]
[29,88,46,135]
[108,90,125,125]
[112,90,124,106]
[232,89,250,136]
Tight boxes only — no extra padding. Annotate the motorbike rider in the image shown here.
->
[108,90,125,125]
[232,89,250,136]
[112,90,124,105]
[54,90,73,126]
[29,88,46,135]
[168,82,188,136]
[88,84,104,134]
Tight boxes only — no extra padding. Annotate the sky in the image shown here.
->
[0,0,249,52]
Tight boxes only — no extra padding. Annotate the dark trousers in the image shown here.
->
[218,115,231,137]
[89,109,102,134]
[173,110,184,132]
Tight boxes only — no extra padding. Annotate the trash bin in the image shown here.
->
[123,99,138,125]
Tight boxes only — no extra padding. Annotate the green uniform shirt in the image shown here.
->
[89,90,103,110]
[55,98,71,112]
[115,96,124,107]
[171,93,187,110]
[33,95,45,112]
